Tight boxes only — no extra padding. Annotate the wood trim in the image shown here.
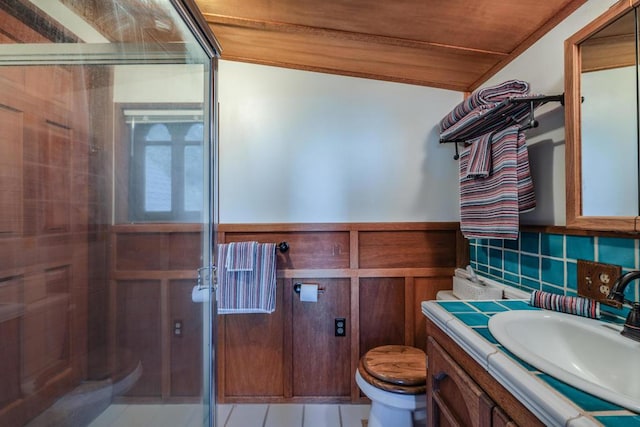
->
[349,275,360,403]
[283,278,293,399]
[219,222,460,232]
[564,0,640,232]
[205,13,507,57]
[404,277,415,346]
[111,223,203,233]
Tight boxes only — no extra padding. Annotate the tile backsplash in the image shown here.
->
[469,231,640,302]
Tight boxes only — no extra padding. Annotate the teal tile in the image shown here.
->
[477,246,488,265]
[541,233,564,258]
[488,268,503,279]
[541,257,564,286]
[521,254,540,279]
[521,277,540,291]
[469,301,508,312]
[504,251,519,274]
[498,300,536,310]
[498,347,538,371]
[538,374,622,412]
[541,284,563,294]
[594,415,640,426]
[452,312,489,327]
[437,301,476,313]
[567,261,577,291]
[488,239,503,248]
[504,238,518,250]
[476,263,489,274]
[520,232,539,254]
[473,327,497,343]
[598,237,636,269]
[489,248,503,269]
[503,272,519,285]
[566,235,594,261]
[469,245,477,263]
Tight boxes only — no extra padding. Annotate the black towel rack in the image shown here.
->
[276,241,289,253]
[440,94,564,159]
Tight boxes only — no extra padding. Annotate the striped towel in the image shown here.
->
[516,131,536,213]
[440,80,530,132]
[465,132,493,178]
[217,243,277,314]
[459,126,520,240]
[440,100,532,142]
[225,241,257,271]
[530,290,600,319]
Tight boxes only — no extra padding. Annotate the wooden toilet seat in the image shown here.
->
[358,345,427,395]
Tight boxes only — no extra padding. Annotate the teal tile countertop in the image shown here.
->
[421,299,640,427]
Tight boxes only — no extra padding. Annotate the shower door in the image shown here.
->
[0,1,218,426]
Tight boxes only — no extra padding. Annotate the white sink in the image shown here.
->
[488,310,640,412]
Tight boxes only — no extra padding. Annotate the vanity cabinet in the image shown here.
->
[426,318,542,427]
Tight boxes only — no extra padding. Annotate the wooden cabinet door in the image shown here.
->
[492,407,517,427]
[427,337,494,427]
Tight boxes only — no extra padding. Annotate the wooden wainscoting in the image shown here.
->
[110,224,204,402]
[217,222,466,403]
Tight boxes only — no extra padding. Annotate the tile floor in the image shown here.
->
[89,403,370,427]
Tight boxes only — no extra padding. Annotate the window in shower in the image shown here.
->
[126,110,204,222]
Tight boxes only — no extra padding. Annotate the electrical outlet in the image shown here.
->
[576,260,621,306]
[335,318,346,337]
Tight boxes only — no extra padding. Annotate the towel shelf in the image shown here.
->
[440,94,564,159]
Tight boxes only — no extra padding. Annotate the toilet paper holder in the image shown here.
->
[293,282,325,296]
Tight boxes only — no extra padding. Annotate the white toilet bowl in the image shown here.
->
[355,345,427,427]
[356,370,426,427]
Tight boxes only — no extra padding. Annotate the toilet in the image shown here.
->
[355,345,427,427]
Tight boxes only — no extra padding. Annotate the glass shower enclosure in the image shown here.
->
[0,1,218,426]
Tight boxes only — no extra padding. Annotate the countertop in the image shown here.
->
[422,299,640,427]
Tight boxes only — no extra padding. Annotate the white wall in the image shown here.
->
[218,62,461,223]
[216,0,622,225]
[484,0,619,225]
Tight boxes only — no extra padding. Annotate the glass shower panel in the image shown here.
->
[0,1,217,426]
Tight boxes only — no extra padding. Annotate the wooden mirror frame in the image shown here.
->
[565,0,640,231]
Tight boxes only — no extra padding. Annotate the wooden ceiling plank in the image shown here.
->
[204,13,509,57]
[468,0,587,91]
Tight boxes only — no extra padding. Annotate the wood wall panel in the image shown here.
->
[0,106,23,236]
[413,276,452,353]
[116,233,169,271]
[0,317,21,408]
[224,231,350,269]
[292,278,350,397]
[359,230,457,268]
[170,279,203,397]
[218,222,461,403]
[169,233,202,271]
[116,280,162,397]
[358,277,405,356]
[223,280,285,397]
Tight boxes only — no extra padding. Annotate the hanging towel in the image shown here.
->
[439,101,532,142]
[225,241,257,271]
[459,126,520,240]
[440,80,530,132]
[465,132,493,179]
[217,242,277,314]
[516,131,536,213]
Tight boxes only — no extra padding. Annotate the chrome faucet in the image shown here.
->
[608,270,640,342]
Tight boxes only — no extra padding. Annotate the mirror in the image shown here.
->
[566,1,639,231]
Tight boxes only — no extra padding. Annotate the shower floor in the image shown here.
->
[89,403,371,427]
